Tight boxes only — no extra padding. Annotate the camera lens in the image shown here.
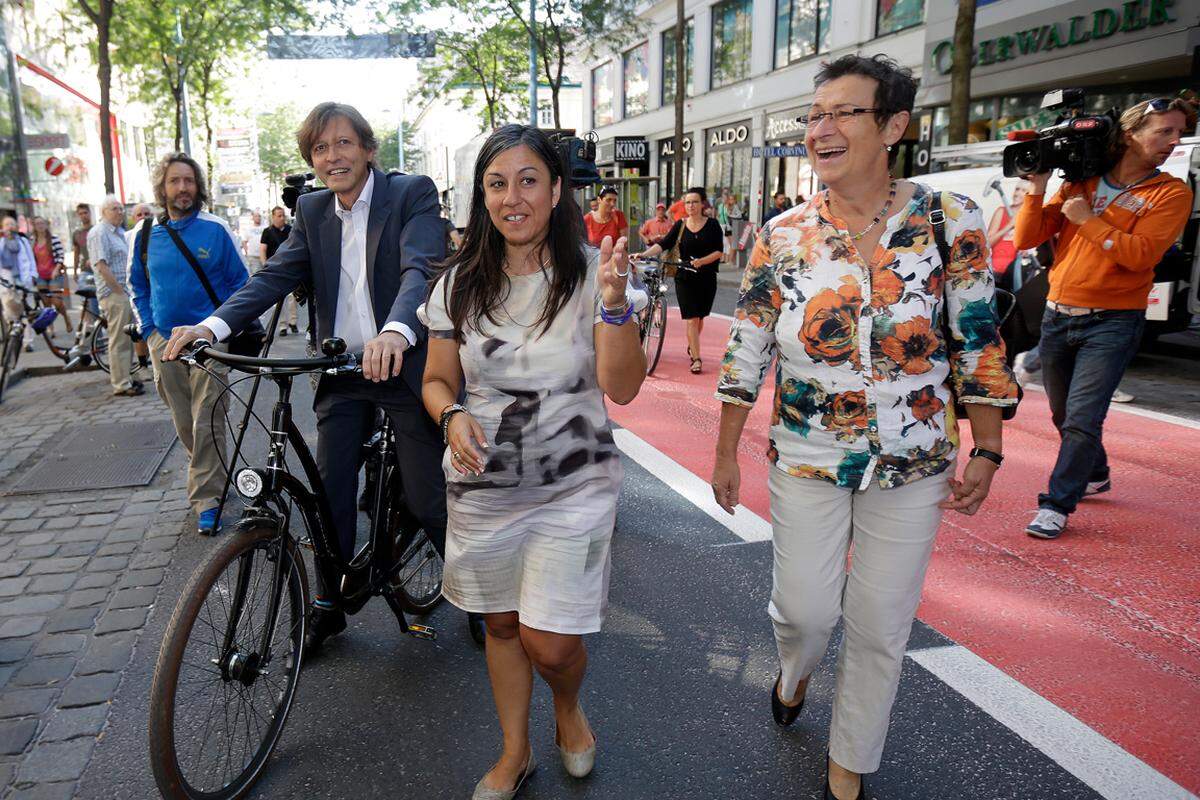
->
[1014,147,1041,175]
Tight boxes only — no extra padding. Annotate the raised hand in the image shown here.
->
[597,235,630,309]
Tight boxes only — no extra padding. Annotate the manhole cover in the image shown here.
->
[5,421,178,495]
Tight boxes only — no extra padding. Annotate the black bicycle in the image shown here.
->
[1,278,59,403]
[632,256,689,376]
[148,338,444,800]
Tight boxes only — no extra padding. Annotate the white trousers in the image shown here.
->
[769,466,948,773]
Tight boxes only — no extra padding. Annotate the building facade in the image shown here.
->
[586,0,1199,225]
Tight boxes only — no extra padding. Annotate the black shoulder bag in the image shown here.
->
[929,191,1020,421]
[154,221,266,357]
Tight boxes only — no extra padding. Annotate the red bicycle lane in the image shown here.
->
[610,308,1200,793]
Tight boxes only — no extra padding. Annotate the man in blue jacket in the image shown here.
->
[129,152,248,535]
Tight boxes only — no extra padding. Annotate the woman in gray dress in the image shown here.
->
[420,125,647,800]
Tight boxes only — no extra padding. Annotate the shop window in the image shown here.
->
[876,0,923,36]
[774,0,830,69]
[592,61,614,128]
[623,42,649,118]
[661,19,694,105]
[711,0,753,89]
[706,148,752,215]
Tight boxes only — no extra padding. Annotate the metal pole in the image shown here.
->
[2,17,34,220]
[176,12,192,155]
[398,96,405,172]
[528,0,537,126]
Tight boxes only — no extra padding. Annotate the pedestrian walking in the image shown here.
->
[711,54,1019,800]
[242,210,266,274]
[582,186,628,247]
[31,217,70,333]
[0,216,37,350]
[258,206,299,335]
[762,192,790,225]
[87,196,142,396]
[1014,97,1194,540]
[420,124,646,800]
[638,189,724,373]
[129,153,249,536]
[637,202,673,247]
[164,102,449,651]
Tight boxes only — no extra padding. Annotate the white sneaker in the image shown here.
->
[1026,508,1067,540]
[1084,479,1111,496]
[1111,389,1135,403]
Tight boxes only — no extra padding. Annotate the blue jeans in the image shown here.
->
[1037,307,1144,515]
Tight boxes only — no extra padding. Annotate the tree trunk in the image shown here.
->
[199,62,215,188]
[97,0,115,194]
[948,0,976,145]
[672,0,685,199]
[173,89,183,152]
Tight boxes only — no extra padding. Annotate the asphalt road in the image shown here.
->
[76,329,1118,800]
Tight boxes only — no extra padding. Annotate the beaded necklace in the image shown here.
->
[831,180,898,241]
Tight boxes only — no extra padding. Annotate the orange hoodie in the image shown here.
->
[1012,172,1193,310]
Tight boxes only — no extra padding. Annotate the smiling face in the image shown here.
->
[1126,110,1188,169]
[310,115,374,199]
[804,74,909,189]
[483,144,560,249]
[599,192,617,213]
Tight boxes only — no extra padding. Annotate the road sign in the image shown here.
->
[44,156,65,177]
[28,133,70,150]
[266,33,435,60]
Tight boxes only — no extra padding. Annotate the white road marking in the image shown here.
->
[908,645,1197,800]
[612,428,772,543]
[616,426,1193,796]
[1022,381,1200,430]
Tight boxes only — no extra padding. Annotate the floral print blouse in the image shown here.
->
[716,183,1019,491]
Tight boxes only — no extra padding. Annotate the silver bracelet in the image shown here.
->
[601,298,629,313]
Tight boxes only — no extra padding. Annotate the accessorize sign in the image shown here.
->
[765,108,806,142]
[924,0,1182,83]
[707,120,751,152]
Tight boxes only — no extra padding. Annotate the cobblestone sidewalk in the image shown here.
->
[0,369,192,799]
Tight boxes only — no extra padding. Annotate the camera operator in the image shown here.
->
[1014,97,1194,540]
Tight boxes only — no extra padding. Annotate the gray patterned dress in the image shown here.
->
[419,251,644,634]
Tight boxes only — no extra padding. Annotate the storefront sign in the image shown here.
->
[26,133,70,150]
[658,134,694,158]
[707,120,751,152]
[997,109,1061,137]
[752,145,808,158]
[929,0,1178,77]
[765,108,806,142]
[614,137,649,165]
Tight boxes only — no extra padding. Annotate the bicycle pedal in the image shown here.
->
[298,536,313,550]
[407,624,437,641]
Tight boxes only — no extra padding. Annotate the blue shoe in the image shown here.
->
[198,507,222,536]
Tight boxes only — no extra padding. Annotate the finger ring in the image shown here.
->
[615,268,630,278]
[451,451,460,460]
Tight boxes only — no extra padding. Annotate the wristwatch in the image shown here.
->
[439,403,468,444]
[969,446,1004,467]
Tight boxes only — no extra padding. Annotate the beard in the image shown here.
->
[170,195,195,214]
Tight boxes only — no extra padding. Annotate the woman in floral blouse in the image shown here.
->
[712,55,1019,800]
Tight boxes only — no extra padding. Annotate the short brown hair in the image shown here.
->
[152,152,209,210]
[296,102,378,166]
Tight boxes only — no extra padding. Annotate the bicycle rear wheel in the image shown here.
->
[0,327,22,403]
[149,525,308,800]
[640,293,667,375]
[393,526,443,613]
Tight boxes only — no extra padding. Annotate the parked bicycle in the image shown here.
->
[40,275,146,376]
[148,337,445,800]
[0,278,58,403]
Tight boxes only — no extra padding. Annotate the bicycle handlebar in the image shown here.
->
[183,340,362,375]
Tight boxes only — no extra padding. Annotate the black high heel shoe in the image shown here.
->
[824,764,866,800]
[770,670,805,726]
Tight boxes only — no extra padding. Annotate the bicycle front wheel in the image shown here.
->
[149,525,308,800]
[641,293,667,375]
[0,327,22,403]
[393,526,443,613]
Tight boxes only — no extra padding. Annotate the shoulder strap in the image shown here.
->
[929,191,951,270]
[162,223,221,307]
[137,218,153,271]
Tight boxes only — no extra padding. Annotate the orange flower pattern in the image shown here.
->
[717,184,1019,489]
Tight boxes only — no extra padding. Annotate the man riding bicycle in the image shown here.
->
[163,102,450,653]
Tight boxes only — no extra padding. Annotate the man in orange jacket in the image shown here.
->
[1014,97,1194,540]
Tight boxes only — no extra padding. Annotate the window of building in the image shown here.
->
[623,42,649,117]
[774,0,830,68]
[661,19,694,105]
[538,102,555,127]
[711,0,753,89]
[876,0,923,37]
[593,62,615,127]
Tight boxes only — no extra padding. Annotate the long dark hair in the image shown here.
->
[439,124,587,339]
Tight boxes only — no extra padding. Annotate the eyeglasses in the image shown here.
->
[797,107,881,126]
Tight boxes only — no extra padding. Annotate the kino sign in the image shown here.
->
[615,139,648,162]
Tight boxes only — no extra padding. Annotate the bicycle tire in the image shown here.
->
[394,526,443,613]
[89,319,111,374]
[641,293,667,375]
[0,329,18,403]
[149,524,308,800]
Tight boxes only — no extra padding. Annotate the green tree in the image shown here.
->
[413,17,527,132]
[256,104,307,199]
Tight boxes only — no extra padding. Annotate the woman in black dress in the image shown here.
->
[639,190,724,373]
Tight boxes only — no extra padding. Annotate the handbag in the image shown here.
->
[155,220,266,357]
[929,192,1020,421]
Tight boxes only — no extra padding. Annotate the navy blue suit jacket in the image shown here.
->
[212,168,445,398]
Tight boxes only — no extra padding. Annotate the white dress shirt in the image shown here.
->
[203,170,416,350]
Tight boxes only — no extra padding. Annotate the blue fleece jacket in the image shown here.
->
[128,210,248,339]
